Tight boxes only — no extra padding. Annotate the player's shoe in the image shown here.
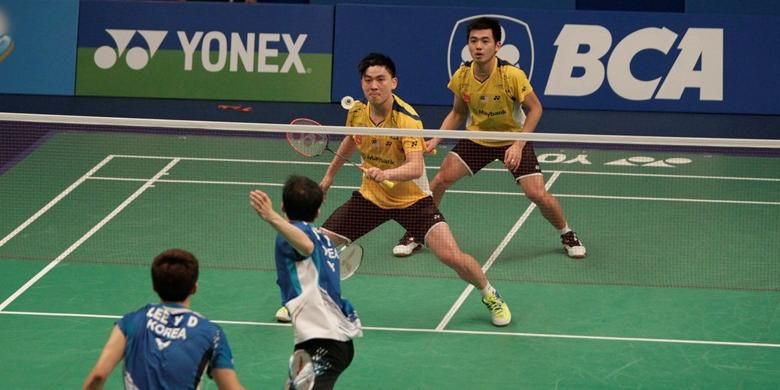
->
[561,231,587,259]
[481,290,511,327]
[275,306,291,323]
[392,233,422,257]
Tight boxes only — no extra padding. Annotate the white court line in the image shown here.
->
[435,172,562,331]
[85,176,780,206]
[0,155,116,248]
[2,310,778,349]
[108,154,780,182]
[0,159,181,312]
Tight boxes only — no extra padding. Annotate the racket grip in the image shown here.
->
[381,180,395,189]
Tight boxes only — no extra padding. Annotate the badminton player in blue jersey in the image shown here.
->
[83,249,244,390]
[250,175,362,390]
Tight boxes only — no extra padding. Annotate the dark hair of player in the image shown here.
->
[151,249,199,302]
[282,175,323,222]
[358,52,397,78]
[467,17,501,43]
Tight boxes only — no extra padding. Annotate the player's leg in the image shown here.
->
[397,197,511,326]
[512,143,586,258]
[321,191,391,247]
[393,140,484,257]
[429,151,472,206]
[424,223,511,326]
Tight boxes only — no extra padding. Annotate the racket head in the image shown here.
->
[285,349,314,390]
[287,118,329,158]
[338,243,364,280]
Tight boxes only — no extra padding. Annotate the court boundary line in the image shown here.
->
[0,155,116,248]
[0,158,181,312]
[2,310,778,349]
[435,172,562,330]
[108,154,780,182]
[85,176,780,206]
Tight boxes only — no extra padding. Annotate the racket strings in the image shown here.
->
[287,132,328,158]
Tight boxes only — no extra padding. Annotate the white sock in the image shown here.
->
[559,224,571,235]
[479,282,495,298]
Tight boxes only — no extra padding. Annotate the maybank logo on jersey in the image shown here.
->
[545,25,723,101]
[93,28,308,73]
[447,14,535,81]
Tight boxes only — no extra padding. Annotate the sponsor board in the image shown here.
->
[333,5,780,115]
[77,1,333,102]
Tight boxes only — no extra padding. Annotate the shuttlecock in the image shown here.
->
[341,96,355,110]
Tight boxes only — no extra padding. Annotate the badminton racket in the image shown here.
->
[287,118,395,188]
[338,243,363,280]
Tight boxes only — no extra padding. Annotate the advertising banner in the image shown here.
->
[0,0,79,95]
[77,1,333,102]
[333,5,780,115]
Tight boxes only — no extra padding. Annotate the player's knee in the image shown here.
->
[525,188,548,204]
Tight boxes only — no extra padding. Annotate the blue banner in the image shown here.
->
[333,5,780,115]
[0,0,79,95]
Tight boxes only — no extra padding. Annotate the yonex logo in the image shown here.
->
[94,29,167,70]
[0,8,13,64]
[447,14,535,81]
[94,29,308,73]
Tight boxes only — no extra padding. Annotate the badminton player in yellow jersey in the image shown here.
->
[394,17,587,260]
[319,52,510,326]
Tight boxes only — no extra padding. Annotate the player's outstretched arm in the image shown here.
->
[249,190,314,256]
[83,325,126,390]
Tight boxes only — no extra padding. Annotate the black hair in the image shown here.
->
[358,52,397,78]
[282,175,323,222]
[466,17,501,43]
[151,249,199,302]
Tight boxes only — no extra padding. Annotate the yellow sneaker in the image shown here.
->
[482,291,511,326]
[275,306,291,323]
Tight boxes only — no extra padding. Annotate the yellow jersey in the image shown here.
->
[346,95,430,209]
[448,59,533,147]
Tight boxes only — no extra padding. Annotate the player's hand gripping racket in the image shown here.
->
[338,243,363,280]
[287,118,395,188]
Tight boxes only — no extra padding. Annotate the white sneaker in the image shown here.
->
[275,306,291,323]
[392,233,422,257]
[561,231,587,259]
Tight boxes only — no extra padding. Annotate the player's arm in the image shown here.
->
[320,135,358,192]
[249,190,314,256]
[426,95,470,151]
[211,368,245,390]
[369,149,424,183]
[505,90,543,170]
[520,90,542,134]
[82,325,126,390]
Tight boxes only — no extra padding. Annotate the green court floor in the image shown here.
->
[1,130,779,388]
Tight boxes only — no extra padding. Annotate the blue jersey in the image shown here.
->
[117,303,235,390]
[276,221,362,343]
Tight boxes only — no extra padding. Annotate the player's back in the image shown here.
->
[119,303,230,389]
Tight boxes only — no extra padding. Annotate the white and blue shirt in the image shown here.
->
[117,303,235,389]
[276,221,362,343]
